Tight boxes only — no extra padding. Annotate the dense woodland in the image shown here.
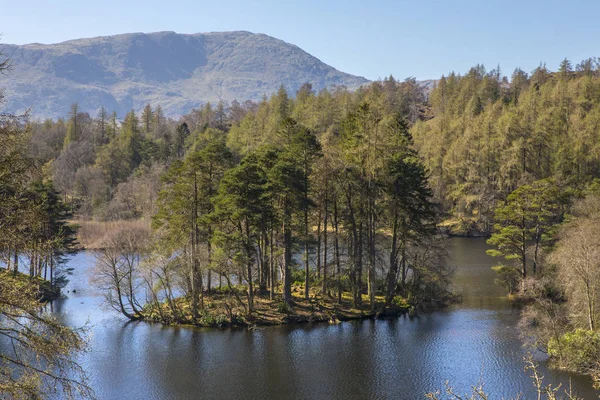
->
[6,53,600,393]
[11,77,450,324]
[413,59,600,233]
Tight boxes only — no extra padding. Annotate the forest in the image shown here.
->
[7,76,452,326]
[5,54,600,397]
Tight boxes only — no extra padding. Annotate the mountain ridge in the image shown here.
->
[0,31,370,119]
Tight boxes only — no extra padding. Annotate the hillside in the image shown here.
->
[0,31,370,118]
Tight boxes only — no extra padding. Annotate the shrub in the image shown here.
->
[215,314,228,327]
[200,311,216,326]
[548,329,600,373]
[392,296,409,309]
[290,268,305,286]
[277,301,291,314]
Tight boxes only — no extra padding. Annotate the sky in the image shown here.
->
[1,0,598,81]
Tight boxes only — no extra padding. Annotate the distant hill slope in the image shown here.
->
[417,79,437,94]
[0,31,370,119]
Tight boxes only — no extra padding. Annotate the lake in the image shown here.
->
[51,238,597,400]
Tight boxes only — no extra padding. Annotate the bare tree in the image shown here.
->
[551,217,600,331]
[140,253,184,323]
[91,225,150,320]
[104,163,164,220]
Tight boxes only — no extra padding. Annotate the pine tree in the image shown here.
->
[213,152,270,311]
[141,103,154,136]
[487,179,566,289]
[559,58,573,80]
[63,103,80,148]
[154,139,234,316]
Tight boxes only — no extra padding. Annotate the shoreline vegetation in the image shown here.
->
[75,217,453,329]
[72,218,453,329]
[426,354,586,400]
[86,221,455,329]
[0,268,61,302]
[73,217,456,328]
[140,289,417,328]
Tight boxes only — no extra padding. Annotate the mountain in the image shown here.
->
[0,31,370,119]
[417,79,437,94]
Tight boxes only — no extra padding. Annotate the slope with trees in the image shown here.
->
[412,60,600,235]
[0,49,91,399]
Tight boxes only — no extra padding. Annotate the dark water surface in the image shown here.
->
[52,238,597,400]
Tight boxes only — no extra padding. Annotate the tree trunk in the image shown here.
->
[304,207,310,300]
[533,226,541,275]
[112,259,138,320]
[585,280,595,331]
[322,190,328,295]
[316,208,322,281]
[244,219,254,312]
[269,224,275,300]
[368,197,376,311]
[283,209,293,306]
[261,231,269,294]
[190,180,200,319]
[385,212,399,308]
[334,198,342,304]
[356,221,363,307]
[345,185,360,307]
[521,215,527,288]
[207,229,212,292]
[13,250,18,276]
[49,256,54,289]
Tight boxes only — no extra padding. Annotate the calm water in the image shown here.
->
[50,238,597,400]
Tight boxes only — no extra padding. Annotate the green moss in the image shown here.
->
[392,295,409,309]
[0,269,60,301]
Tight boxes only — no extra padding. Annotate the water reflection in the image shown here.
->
[49,238,596,400]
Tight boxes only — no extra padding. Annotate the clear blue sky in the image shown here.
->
[1,0,597,81]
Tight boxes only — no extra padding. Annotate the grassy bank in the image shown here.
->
[0,268,60,301]
[140,285,412,328]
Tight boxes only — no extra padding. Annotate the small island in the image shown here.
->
[141,289,414,328]
[83,101,454,329]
